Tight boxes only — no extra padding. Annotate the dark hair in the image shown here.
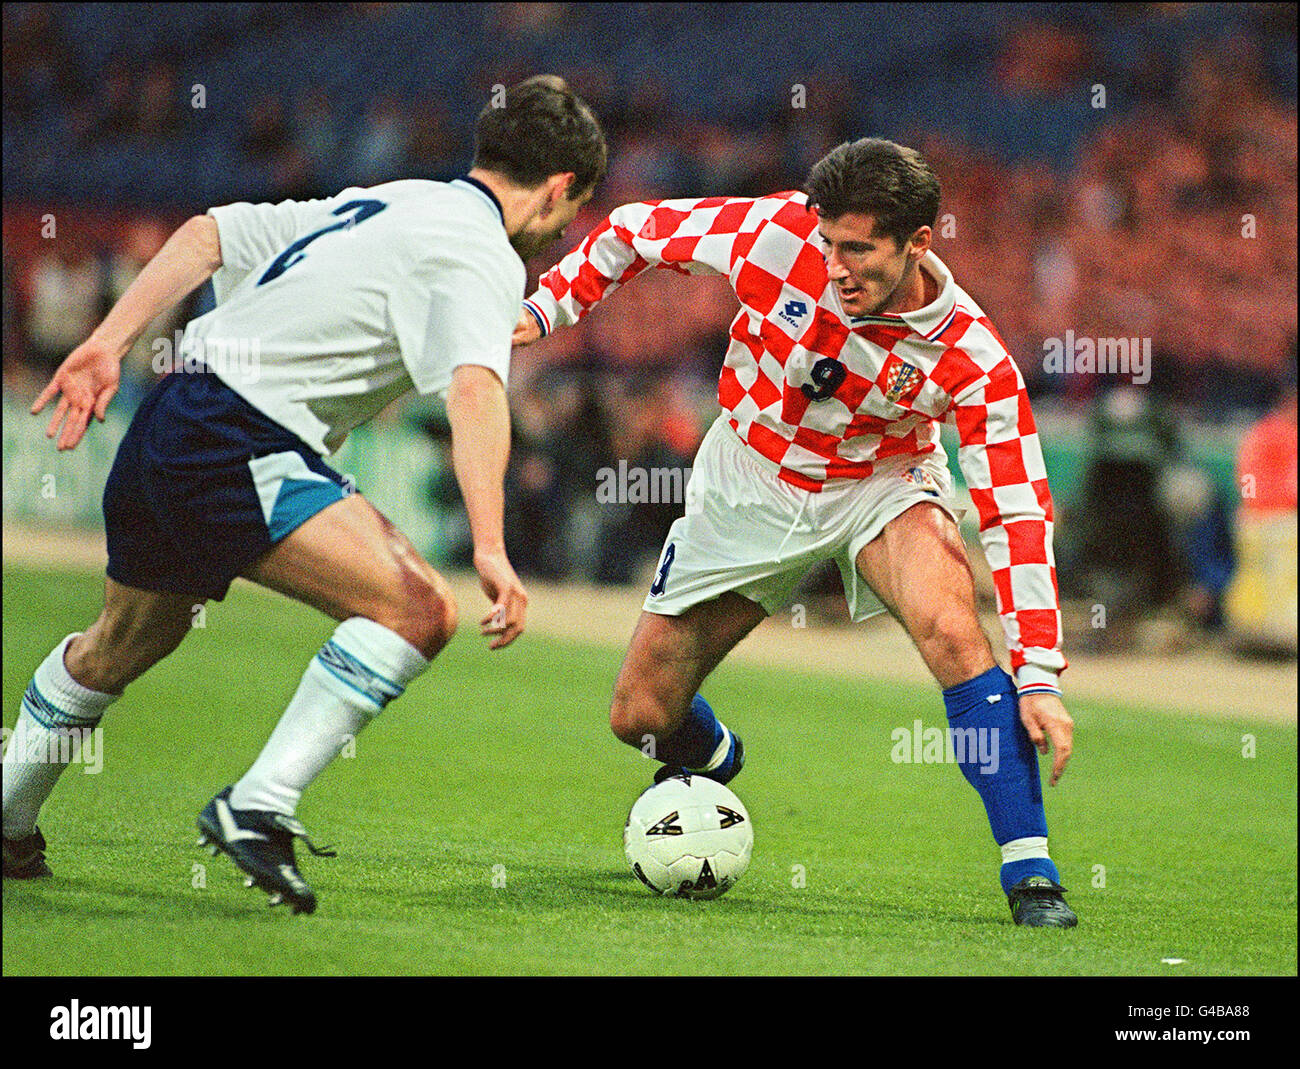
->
[473,75,607,198]
[803,138,940,247]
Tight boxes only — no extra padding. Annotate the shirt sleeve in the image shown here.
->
[390,238,523,395]
[941,340,1068,696]
[206,194,345,303]
[523,195,769,334]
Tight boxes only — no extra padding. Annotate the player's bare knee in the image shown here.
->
[609,683,639,743]
[610,682,675,746]
[610,682,650,744]
[912,608,993,685]
[391,566,457,658]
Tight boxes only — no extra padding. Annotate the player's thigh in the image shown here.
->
[66,577,202,694]
[612,592,767,731]
[854,501,994,687]
[241,492,456,657]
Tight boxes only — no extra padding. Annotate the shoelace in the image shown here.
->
[270,814,338,858]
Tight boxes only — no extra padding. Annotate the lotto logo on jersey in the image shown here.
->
[882,357,923,405]
[777,299,808,329]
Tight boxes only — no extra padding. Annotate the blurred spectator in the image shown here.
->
[243,94,315,197]
[997,21,1092,94]
[1236,365,1299,514]
[1225,363,1298,651]
[590,377,698,584]
[21,234,105,375]
[405,97,461,180]
[85,60,139,147]
[293,88,340,180]
[243,95,293,165]
[351,97,409,186]
[1057,387,1188,645]
[135,62,183,144]
[2,3,83,122]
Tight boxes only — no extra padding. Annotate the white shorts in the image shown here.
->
[642,416,965,623]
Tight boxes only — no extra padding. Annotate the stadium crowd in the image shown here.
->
[3,2,1295,637]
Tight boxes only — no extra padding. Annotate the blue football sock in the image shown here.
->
[943,665,1059,895]
[653,694,738,779]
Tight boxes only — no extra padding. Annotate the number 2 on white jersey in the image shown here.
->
[258,199,388,285]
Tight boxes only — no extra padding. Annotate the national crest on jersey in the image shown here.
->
[883,357,924,405]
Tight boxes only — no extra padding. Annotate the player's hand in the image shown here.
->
[473,547,528,649]
[1019,692,1074,787]
[31,336,123,451]
[512,309,542,347]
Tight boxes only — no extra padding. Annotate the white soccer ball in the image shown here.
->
[623,774,753,899]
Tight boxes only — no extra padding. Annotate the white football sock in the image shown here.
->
[2,635,118,838]
[230,618,429,815]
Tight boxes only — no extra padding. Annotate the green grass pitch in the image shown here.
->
[3,565,1295,975]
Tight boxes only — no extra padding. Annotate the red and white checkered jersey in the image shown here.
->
[524,191,1066,692]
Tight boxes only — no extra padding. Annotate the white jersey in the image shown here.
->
[181,177,524,455]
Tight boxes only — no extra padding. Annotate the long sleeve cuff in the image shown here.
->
[1015,661,1064,697]
[522,293,559,336]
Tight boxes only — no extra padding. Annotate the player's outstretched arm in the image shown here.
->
[445,363,527,649]
[32,214,223,450]
[519,194,761,341]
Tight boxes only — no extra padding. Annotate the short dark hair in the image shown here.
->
[473,75,607,199]
[803,138,940,247]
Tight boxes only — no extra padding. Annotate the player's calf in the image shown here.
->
[228,615,433,816]
[64,581,199,695]
[2,580,197,856]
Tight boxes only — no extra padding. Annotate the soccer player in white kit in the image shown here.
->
[2,77,606,914]
[516,138,1079,926]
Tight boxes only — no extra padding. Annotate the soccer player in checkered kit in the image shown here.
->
[516,138,1077,926]
[3,77,606,914]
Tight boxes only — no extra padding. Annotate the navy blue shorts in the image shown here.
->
[104,370,352,601]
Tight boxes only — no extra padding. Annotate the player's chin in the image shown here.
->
[837,289,867,314]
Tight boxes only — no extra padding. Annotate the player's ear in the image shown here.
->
[547,171,577,210]
[908,225,933,258]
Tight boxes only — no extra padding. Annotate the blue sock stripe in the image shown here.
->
[314,641,405,709]
[21,682,104,730]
